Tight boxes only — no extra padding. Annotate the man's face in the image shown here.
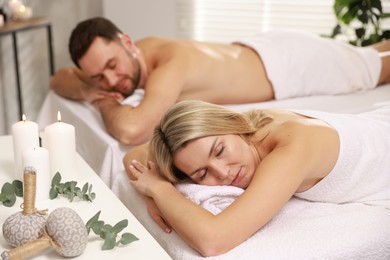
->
[78,36,140,97]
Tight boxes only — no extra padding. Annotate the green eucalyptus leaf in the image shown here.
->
[102,233,116,250]
[52,172,61,186]
[86,210,101,233]
[1,182,15,194]
[91,221,105,235]
[86,210,139,250]
[70,181,77,192]
[49,187,59,199]
[49,173,95,202]
[89,192,96,201]
[76,190,83,198]
[101,224,113,233]
[112,219,128,235]
[120,233,139,245]
[82,183,88,193]
[0,193,6,202]
[12,180,23,197]
[67,192,75,202]
[58,183,65,193]
[3,193,16,207]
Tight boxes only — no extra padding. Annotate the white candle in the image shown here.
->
[22,146,51,202]
[8,0,22,14]
[15,5,32,20]
[12,114,40,181]
[43,111,76,177]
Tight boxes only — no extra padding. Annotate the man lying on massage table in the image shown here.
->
[50,17,390,145]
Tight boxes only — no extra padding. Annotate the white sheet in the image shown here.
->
[37,85,390,189]
[37,84,390,259]
[113,175,390,259]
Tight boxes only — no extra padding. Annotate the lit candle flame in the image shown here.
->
[18,5,26,12]
[57,111,62,122]
[22,114,26,122]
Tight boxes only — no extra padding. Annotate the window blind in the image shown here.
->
[177,0,338,43]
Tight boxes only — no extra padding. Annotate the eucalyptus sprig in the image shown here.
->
[50,172,96,202]
[86,210,139,250]
[0,180,23,207]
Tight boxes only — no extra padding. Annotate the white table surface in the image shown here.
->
[0,135,172,259]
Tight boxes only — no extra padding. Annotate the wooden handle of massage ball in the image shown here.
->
[1,207,88,259]
[2,167,48,248]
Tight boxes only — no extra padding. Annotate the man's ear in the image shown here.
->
[120,34,137,52]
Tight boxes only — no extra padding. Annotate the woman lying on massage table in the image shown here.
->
[127,100,390,257]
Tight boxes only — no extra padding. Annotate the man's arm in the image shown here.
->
[50,67,95,100]
[94,61,186,145]
[50,67,122,104]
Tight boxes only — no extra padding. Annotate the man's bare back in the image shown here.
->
[137,37,274,103]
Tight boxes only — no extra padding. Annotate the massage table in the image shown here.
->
[37,84,390,259]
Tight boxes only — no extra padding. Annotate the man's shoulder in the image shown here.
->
[136,37,175,47]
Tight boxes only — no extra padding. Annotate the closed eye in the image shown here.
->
[216,146,224,157]
[193,168,208,180]
[108,61,116,69]
[91,74,104,82]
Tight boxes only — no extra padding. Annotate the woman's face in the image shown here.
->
[173,135,260,188]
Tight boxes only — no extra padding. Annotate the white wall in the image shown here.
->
[103,0,177,41]
[0,0,103,135]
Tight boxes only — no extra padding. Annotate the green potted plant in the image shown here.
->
[330,0,390,46]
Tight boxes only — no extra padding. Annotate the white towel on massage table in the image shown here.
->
[112,172,390,259]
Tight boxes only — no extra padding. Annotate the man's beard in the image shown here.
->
[124,50,141,97]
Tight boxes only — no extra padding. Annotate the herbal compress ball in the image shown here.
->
[46,207,88,257]
[2,212,47,247]
[2,167,48,248]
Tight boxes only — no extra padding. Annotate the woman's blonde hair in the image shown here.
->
[150,100,273,183]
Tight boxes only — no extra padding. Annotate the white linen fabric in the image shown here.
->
[38,85,390,259]
[112,172,390,259]
[234,29,381,100]
[294,106,390,207]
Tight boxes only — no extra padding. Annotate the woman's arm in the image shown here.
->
[123,144,172,233]
[130,143,307,256]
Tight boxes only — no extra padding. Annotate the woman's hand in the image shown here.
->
[129,160,172,198]
[144,196,172,233]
